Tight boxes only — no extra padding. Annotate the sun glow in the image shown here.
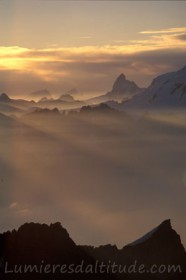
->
[0,27,186,89]
[1,27,186,70]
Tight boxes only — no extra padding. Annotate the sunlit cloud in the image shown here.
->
[140,27,186,34]
[0,27,186,71]
[0,27,186,95]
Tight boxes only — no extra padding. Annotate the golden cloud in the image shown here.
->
[0,27,185,70]
[140,27,186,34]
[0,27,186,90]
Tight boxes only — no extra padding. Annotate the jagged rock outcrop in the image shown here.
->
[107,73,143,99]
[80,103,116,113]
[0,220,185,279]
[83,220,186,280]
[0,222,115,280]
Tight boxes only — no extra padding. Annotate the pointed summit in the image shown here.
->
[0,93,11,102]
[158,219,171,229]
[126,219,174,247]
[115,73,126,82]
[119,73,126,79]
[112,74,126,91]
[124,219,186,264]
[86,73,144,104]
[107,73,143,101]
[121,219,186,273]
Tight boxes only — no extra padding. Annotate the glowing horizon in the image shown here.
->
[0,1,186,96]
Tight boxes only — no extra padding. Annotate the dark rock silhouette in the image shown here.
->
[83,220,186,280]
[123,220,186,262]
[25,107,60,117]
[0,93,11,103]
[0,221,185,279]
[111,73,141,94]
[105,73,144,102]
[0,222,115,280]
[80,103,116,113]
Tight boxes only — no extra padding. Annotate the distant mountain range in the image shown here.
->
[0,220,185,279]
[0,92,84,115]
[1,66,186,116]
[0,93,30,114]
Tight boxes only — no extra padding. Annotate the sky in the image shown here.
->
[0,0,186,97]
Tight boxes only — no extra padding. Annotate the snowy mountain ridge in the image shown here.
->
[115,65,186,110]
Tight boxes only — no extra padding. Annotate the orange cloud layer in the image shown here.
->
[0,28,186,95]
[0,27,186,74]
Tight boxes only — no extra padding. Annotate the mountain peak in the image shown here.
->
[117,73,126,80]
[0,93,11,102]
[111,73,141,95]
[158,219,172,229]
[127,219,173,247]
[112,74,126,91]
